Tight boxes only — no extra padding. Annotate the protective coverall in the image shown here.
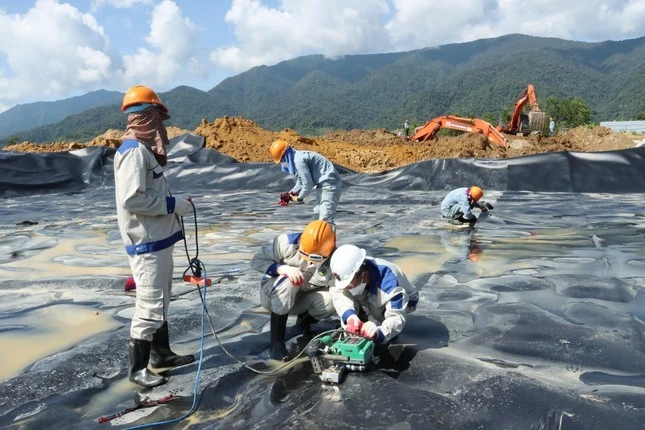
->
[331,258,419,344]
[441,187,476,221]
[286,149,342,225]
[114,139,185,340]
[251,232,336,319]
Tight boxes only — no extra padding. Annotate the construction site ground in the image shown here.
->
[3,116,642,173]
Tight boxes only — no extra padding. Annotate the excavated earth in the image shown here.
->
[2,116,639,173]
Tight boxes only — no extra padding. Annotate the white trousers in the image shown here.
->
[128,246,173,341]
[260,275,335,319]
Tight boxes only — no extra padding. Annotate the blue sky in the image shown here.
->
[0,0,644,112]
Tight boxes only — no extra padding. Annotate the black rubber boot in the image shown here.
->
[149,322,195,368]
[269,312,289,361]
[129,338,167,388]
[296,312,318,338]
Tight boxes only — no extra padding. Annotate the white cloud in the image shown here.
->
[90,0,153,12]
[0,0,114,102]
[0,0,201,108]
[210,0,391,72]
[213,0,645,73]
[385,0,645,50]
[121,0,200,85]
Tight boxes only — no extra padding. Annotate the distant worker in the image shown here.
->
[329,244,419,344]
[251,220,338,360]
[270,140,342,226]
[115,85,194,388]
[441,186,489,225]
[404,119,410,137]
[549,117,555,136]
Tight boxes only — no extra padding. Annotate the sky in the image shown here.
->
[0,0,644,113]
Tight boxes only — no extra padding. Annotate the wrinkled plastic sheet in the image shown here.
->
[1,134,644,429]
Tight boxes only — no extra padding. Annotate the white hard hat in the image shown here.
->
[330,244,366,289]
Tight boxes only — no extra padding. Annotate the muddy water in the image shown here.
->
[0,304,120,379]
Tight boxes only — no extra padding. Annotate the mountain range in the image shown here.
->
[1,33,644,145]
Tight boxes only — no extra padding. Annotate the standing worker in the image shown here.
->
[549,117,555,136]
[270,140,342,227]
[329,244,419,344]
[114,85,195,388]
[404,119,410,138]
[441,186,489,225]
[251,220,338,361]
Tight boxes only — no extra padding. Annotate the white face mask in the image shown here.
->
[349,282,367,296]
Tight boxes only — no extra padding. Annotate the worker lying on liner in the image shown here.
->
[270,140,342,227]
[115,85,194,388]
[329,244,419,344]
[440,186,489,225]
[251,220,338,361]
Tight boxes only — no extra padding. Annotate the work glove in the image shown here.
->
[289,191,301,202]
[276,265,304,286]
[484,202,494,210]
[174,195,192,216]
[345,314,363,335]
[360,321,379,340]
[278,193,291,206]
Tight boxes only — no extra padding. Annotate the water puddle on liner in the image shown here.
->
[0,232,130,281]
[0,304,120,379]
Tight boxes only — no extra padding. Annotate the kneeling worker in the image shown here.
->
[441,186,488,225]
[329,244,419,344]
[251,220,337,360]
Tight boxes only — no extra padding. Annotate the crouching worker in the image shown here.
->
[441,185,487,225]
[115,85,195,388]
[329,244,419,344]
[270,140,342,226]
[251,220,338,360]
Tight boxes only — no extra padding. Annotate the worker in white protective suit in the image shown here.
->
[251,220,338,360]
[270,140,342,226]
[114,85,194,388]
[329,244,419,344]
[440,186,488,225]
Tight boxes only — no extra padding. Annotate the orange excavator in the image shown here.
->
[497,84,546,135]
[410,115,508,147]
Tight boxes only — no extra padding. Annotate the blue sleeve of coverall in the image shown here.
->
[292,155,316,199]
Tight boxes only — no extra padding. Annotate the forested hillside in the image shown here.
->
[3,33,644,144]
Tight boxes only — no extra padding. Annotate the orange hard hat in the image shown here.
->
[122,85,168,113]
[270,140,289,163]
[299,220,336,263]
[468,186,483,202]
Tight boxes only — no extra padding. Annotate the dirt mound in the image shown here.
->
[3,126,191,154]
[2,117,639,173]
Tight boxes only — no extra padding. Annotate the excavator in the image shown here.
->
[497,84,546,135]
[410,115,508,147]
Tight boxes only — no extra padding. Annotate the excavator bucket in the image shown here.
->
[528,111,546,133]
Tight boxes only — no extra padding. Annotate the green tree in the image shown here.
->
[542,96,560,120]
[637,113,645,120]
[559,96,592,127]
[482,112,498,126]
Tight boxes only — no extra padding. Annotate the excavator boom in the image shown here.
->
[411,115,508,147]
[499,83,546,135]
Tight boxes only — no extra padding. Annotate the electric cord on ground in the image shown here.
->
[123,258,208,430]
[180,201,342,375]
[120,202,341,427]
